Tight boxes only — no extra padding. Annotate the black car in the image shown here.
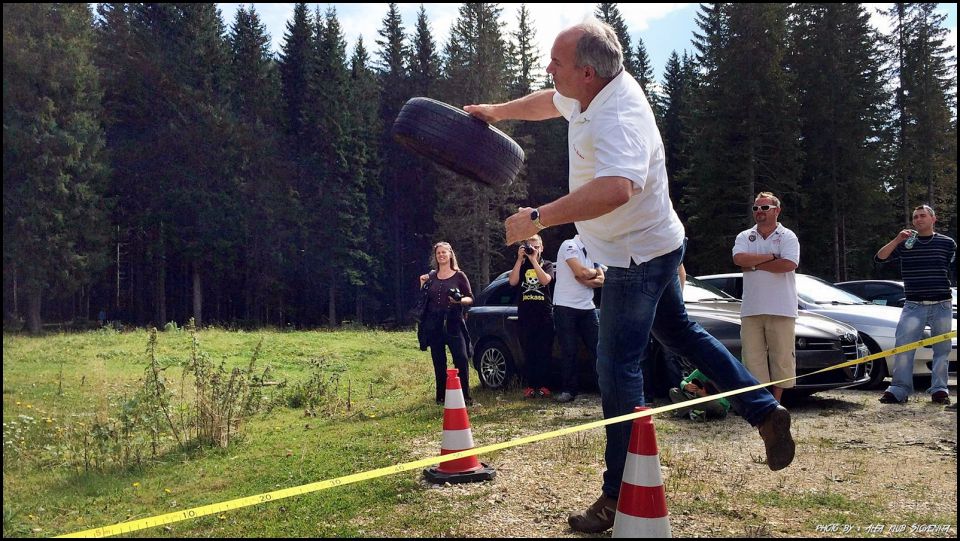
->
[835,280,958,319]
[466,273,870,396]
[834,280,906,308]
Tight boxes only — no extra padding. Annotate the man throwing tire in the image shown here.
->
[465,19,795,534]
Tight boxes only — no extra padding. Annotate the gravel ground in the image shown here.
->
[387,382,957,538]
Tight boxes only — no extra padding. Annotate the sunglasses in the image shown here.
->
[752,205,778,212]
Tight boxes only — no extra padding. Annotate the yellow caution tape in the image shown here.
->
[58,331,956,538]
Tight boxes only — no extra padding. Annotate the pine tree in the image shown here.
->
[228,5,294,325]
[507,4,542,98]
[788,3,890,280]
[349,37,383,322]
[885,3,956,234]
[4,3,109,332]
[683,3,800,274]
[661,50,695,221]
[634,36,663,122]
[307,7,369,325]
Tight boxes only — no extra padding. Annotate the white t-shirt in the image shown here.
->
[554,236,599,310]
[553,70,685,268]
[732,223,800,318]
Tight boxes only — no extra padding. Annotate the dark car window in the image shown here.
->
[841,283,865,297]
[684,277,738,302]
[866,283,901,297]
[483,281,518,306]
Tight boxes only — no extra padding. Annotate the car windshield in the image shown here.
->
[684,277,739,302]
[797,274,869,305]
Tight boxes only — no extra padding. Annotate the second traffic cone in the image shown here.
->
[613,406,671,538]
[423,369,495,484]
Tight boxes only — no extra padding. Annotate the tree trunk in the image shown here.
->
[27,287,42,334]
[328,277,337,326]
[192,264,203,327]
[156,223,166,325]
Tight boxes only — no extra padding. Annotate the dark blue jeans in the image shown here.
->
[597,241,778,498]
[554,305,599,395]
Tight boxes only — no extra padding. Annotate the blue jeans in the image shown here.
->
[554,306,600,394]
[597,241,779,498]
[885,300,953,402]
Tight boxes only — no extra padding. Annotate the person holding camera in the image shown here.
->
[418,242,474,405]
[508,235,555,398]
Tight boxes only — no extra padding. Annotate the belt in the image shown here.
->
[907,299,949,305]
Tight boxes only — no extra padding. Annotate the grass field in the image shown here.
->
[4,329,957,538]
[2,327,541,538]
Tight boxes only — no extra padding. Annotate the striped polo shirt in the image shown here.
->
[875,233,956,302]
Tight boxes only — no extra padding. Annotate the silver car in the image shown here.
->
[697,272,958,389]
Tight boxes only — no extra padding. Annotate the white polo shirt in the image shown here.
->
[553,70,685,268]
[554,235,599,310]
[732,223,800,318]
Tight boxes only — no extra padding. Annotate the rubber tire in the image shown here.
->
[392,97,525,188]
[475,339,516,390]
[857,335,889,389]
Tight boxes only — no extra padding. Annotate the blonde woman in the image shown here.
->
[417,242,475,405]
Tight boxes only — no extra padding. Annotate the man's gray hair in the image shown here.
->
[573,19,623,79]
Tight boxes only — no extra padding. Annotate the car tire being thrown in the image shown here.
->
[391,97,525,188]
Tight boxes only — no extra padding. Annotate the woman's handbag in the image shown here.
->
[409,271,436,323]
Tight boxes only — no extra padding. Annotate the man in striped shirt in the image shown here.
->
[875,204,956,405]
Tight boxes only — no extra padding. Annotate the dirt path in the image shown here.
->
[401,385,957,537]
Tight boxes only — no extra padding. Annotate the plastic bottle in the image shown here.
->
[904,230,918,249]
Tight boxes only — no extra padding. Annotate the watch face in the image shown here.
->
[530,209,539,221]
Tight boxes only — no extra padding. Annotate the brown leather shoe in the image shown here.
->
[757,406,795,471]
[568,493,618,533]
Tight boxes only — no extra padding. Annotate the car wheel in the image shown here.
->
[392,97,525,188]
[475,340,516,390]
[857,335,889,389]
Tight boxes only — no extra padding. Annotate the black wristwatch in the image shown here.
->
[530,208,547,231]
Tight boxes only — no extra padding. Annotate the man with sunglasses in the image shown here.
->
[733,192,800,402]
[875,204,956,406]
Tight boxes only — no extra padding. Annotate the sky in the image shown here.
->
[217,3,958,81]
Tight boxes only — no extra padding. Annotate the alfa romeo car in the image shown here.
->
[698,272,958,388]
[466,273,870,396]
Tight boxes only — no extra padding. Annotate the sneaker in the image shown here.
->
[931,391,950,405]
[879,391,905,404]
[523,387,536,399]
[757,406,795,471]
[945,402,957,412]
[568,493,618,533]
[435,398,444,405]
[537,387,552,398]
[555,392,575,403]
[464,397,474,406]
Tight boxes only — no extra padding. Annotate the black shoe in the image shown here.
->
[757,406,795,471]
[464,397,473,406]
[435,398,444,405]
[931,391,950,405]
[879,391,904,404]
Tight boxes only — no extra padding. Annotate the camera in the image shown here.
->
[522,242,535,256]
[448,287,463,302]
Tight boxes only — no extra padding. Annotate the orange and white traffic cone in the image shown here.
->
[423,369,496,484]
[613,406,671,538]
